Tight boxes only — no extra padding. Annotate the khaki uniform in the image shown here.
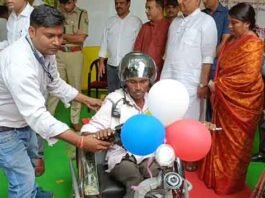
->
[48,6,88,125]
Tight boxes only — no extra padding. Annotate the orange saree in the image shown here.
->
[199,35,264,194]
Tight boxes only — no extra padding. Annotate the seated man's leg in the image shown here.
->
[110,159,143,198]
[139,158,160,178]
[0,129,36,198]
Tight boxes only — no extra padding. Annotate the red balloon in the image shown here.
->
[166,119,212,162]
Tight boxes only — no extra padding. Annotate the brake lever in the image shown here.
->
[108,124,123,144]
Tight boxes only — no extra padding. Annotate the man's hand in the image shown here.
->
[56,130,111,152]
[75,93,102,111]
[98,58,106,79]
[82,135,112,152]
[199,63,211,98]
[62,33,87,45]
[202,121,216,130]
[197,87,208,99]
[202,121,222,131]
[83,96,102,111]
[92,128,114,141]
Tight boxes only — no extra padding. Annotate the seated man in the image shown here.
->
[81,52,159,197]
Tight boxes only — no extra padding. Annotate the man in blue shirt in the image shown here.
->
[202,0,230,121]
[203,1,230,57]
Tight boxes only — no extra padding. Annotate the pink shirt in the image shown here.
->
[134,18,170,78]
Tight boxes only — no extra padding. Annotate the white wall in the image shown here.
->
[77,0,147,46]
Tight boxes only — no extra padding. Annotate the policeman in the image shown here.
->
[48,0,88,131]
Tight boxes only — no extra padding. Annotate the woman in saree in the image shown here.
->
[199,3,264,195]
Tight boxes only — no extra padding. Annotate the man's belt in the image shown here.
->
[0,126,14,132]
[0,126,27,132]
[59,46,82,52]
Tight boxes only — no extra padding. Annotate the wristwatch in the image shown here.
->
[199,83,208,88]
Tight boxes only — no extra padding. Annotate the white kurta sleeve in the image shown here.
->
[81,98,113,133]
[98,20,109,58]
[201,17,218,64]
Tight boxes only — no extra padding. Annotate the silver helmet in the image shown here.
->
[118,52,157,86]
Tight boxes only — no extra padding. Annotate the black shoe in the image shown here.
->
[251,153,265,162]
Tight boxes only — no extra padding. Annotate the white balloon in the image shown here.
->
[155,144,175,167]
[148,79,189,126]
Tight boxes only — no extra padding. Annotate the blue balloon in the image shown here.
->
[121,114,165,156]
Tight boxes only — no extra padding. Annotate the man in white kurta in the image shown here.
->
[98,0,142,93]
[161,0,217,120]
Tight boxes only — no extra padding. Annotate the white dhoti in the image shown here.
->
[183,93,201,120]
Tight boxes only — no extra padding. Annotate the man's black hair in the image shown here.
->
[115,0,131,2]
[0,5,8,18]
[166,0,179,7]
[30,5,65,27]
[59,0,71,4]
[147,0,164,9]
